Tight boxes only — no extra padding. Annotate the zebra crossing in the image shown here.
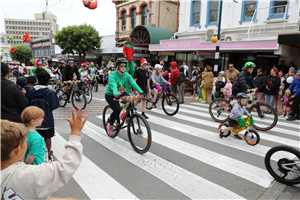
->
[52,101,300,199]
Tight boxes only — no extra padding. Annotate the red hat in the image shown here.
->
[35,59,42,67]
[60,60,66,64]
[91,62,94,65]
[140,58,147,66]
[81,63,87,68]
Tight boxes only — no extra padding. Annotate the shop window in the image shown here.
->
[205,0,219,27]
[122,11,126,31]
[190,1,201,27]
[131,8,136,29]
[268,0,289,20]
[142,5,147,25]
[1,37,4,43]
[239,1,257,24]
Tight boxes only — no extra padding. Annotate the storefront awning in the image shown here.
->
[130,25,173,47]
[278,33,300,48]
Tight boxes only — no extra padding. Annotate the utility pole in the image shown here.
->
[215,0,223,60]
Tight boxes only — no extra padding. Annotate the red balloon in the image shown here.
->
[10,47,16,53]
[83,0,98,10]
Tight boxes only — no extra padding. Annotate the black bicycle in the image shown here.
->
[56,80,87,110]
[102,95,152,154]
[209,90,278,131]
[265,145,300,185]
[146,84,179,116]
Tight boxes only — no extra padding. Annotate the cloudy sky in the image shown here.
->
[1,0,116,36]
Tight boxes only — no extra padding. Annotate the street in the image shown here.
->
[51,85,300,200]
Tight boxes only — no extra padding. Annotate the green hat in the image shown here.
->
[244,61,256,69]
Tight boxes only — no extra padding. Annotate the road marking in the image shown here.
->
[97,115,273,188]
[148,108,300,148]
[93,97,106,101]
[52,133,138,200]
[82,121,245,199]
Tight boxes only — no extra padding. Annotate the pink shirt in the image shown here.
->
[224,83,232,97]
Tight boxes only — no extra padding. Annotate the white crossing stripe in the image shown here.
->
[82,121,245,199]
[149,108,300,148]
[52,132,138,200]
[97,115,272,188]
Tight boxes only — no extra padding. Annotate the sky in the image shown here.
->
[0,0,116,36]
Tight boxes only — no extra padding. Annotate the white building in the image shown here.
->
[4,12,59,46]
[149,0,300,73]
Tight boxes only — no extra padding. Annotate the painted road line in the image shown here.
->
[97,115,272,188]
[82,121,245,199]
[52,133,138,200]
[93,97,106,101]
[148,108,300,148]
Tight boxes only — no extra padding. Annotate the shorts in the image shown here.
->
[37,128,55,138]
[150,84,156,90]
[171,84,178,93]
[228,118,237,128]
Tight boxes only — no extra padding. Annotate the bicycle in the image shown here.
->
[102,94,152,154]
[146,84,180,116]
[56,80,87,110]
[89,74,98,92]
[209,89,278,131]
[218,116,260,146]
[265,145,300,185]
[82,77,93,104]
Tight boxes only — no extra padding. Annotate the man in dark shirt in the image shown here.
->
[62,58,80,99]
[134,58,150,119]
[277,60,286,73]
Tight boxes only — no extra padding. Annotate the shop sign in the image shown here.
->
[198,51,215,56]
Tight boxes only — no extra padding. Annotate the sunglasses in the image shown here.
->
[229,66,233,67]
[120,65,126,68]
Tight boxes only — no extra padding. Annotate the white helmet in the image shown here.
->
[155,64,163,70]
[287,77,293,84]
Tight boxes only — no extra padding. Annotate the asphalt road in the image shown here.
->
[50,84,300,200]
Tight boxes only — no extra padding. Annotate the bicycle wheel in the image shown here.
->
[146,91,154,110]
[162,93,179,116]
[83,86,92,104]
[127,113,152,154]
[218,123,231,137]
[265,145,300,185]
[94,80,98,92]
[102,105,119,138]
[249,103,278,131]
[244,129,260,146]
[56,88,67,107]
[71,90,87,110]
[209,98,232,122]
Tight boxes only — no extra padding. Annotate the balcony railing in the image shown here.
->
[247,5,290,39]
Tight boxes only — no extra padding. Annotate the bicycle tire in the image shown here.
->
[249,103,278,131]
[94,80,98,92]
[146,91,154,110]
[102,105,119,138]
[127,113,152,154]
[209,98,232,122]
[71,90,87,110]
[162,93,179,116]
[265,145,300,185]
[83,85,92,104]
[218,123,231,137]
[244,129,260,146]
[56,88,67,107]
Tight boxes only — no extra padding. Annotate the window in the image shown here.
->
[239,1,257,24]
[12,21,14,24]
[21,22,23,25]
[268,1,289,19]
[33,22,35,25]
[190,0,201,27]
[18,21,20,25]
[122,11,126,30]
[131,8,136,29]
[9,21,11,24]
[1,37,4,43]
[206,0,219,27]
[142,5,147,25]
[39,22,41,25]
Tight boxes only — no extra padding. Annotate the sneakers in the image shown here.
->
[48,150,53,163]
[234,134,243,140]
[151,104,157,108]
[219,129,223,138]
[214,105,219,108]
[200,101,207,104]
[279,115,285,118]
[198,98,202,102]
[142,112,149,119]
[223,107,229,111]
[285,116,289,119]
[61,94,68,100]
[196,97,200,101]
[108,124,114,135]
[286,116,296,121]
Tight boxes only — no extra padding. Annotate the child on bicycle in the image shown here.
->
[219,93,251,140]
[78,63,89,90]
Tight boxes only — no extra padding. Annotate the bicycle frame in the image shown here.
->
[152,85,169,104]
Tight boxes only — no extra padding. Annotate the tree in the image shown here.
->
[9,44,32,64]
[55,23,102,63]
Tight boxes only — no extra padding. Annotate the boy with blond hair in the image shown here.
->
[1,108,87,199]
[21,106,49,165]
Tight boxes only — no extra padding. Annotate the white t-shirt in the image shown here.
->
[183,65,188,76]
[80,71,88,81]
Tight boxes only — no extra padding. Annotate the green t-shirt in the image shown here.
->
[105,70,143,96]
[25,131,48,165]
[31,67,46,74]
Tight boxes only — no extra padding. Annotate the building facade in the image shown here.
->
[113,0,180,47]
[4,12,59,46]
[149,0,300,74]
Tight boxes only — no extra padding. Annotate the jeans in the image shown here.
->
[177,83,185,103]
[265,94,275,111]
[197,87,203,99]
[56,74,62,85]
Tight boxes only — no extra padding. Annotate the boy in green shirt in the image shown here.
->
[21,106,48,165]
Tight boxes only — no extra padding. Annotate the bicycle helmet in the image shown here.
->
[244,61,256,69]
[155,64,163,70]
[236,93,249,99]
[116,58,128,66]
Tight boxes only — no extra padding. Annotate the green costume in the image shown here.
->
[123,37,135,77]
[31,67,46,74]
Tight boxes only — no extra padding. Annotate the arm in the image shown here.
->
[244,107,249,115]
[151,73,157,84]
[75,67,80,81]
[26,155,36,164]
[108,73,119,96]
[13,85,28,109]
[58,68,62,76]
[160,73,169,85]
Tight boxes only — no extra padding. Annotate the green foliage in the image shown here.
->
[55,23,102,62]
[1,54,3,60]
[9,44,32,64]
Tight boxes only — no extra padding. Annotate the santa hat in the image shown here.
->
[81,63,87,68]
[35,60,42,67]
[90,62,94,65]
[140,58,147,66]
[60,60,66,64]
